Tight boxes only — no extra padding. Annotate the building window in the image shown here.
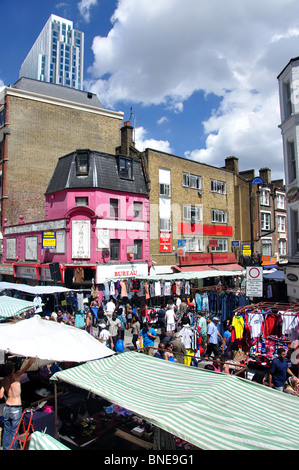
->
[159,183,170,197]
[210,239,228,252]
[160,218,171,231]
[291,210,299,253]
[278,215,286,232]
[134,240,142,260]
[284,81,292,118]
[210,179,226,194]
[185,237,204,252]
[261,239,272,256]
[75,197,88,206]
[110,239,120,260]
[211,209,228,223]
[279,239,287,256]
[119,157,133,179]
[260,188,270,206]
[287,140,297,183]
[76,152,89,175]
[276,194,285,210]
[261,212,271,231]
[133,202,142,219]
[182,173,202,190]
[183,205,202,223]
[110,199,119,219]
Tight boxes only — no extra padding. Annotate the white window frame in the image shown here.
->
[210,239,228,252]
[277,215,286,232]
[261,238,272,256]
[160,218,171,232]
[211,209,228,223]
[276,194,285,210]
[260,188,270,206]
[183,205,202,223]
[133,201,142,220]
[261,211,271,231]
[182,173,202,190]
[279,239,287,256]
[210,179,226,194]
[185,237,204,253]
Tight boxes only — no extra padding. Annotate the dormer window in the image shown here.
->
[119,157,132,179]
[76,151,89,176]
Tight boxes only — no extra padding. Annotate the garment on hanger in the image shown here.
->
[232,314,245,340]
[120,280,128,297]
[248,312,263,338]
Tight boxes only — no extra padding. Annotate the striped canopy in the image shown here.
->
[29,431,70,450]
[51,351,299,450]
[0,295,39,319]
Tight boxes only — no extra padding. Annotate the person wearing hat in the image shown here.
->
[204,316,223,359]
[98,323,113,349]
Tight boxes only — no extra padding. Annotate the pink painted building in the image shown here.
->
[1,146,150,287]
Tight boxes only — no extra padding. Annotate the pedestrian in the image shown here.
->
[131,315,141,349]
[126,303,133,329]
[140,322,157,356]
[140,301,148,324]
[169,332,186,364]
[196,312,207,346]
[107,311,122,351]
[154,343,166,360]
[0,357,35,450]
[164,343,176,362]
[204,317,223,359]
[268,347,295,391]
[164,300,176,338]
[106,296,116,319]
[98,323,113,349]
[116,307,127,340]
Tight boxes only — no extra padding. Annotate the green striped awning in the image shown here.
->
[29,431,70,450]
[0,295,40,319]
[51,351,299,450]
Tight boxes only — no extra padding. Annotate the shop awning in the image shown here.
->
[211,263,245,271]
[0,295,40,319]
[0,281,72,296]
[173,265,215,272]
[0,315,115,362]
[29,431,70,450]
[51,351,299,450]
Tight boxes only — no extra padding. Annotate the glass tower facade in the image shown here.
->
[19,14,84,90]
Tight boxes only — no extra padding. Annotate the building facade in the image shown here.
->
[0,78,123,228]
[1,148,150,287]
[278,57,299,301]
[142,149,251,274]
[19,14,84,90]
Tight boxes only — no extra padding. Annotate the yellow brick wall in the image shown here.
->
[4,95,122,224]
[145,149,250,266]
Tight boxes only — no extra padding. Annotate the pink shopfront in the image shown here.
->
[1,149,150,288]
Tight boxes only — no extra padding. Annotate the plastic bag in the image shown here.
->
[116,339,124,353]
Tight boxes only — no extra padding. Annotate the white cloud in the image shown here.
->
[77,0,98,23]
[85,0,299,179]
[157,116,168,125]
[134,127,172,154]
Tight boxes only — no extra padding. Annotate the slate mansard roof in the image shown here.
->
[45,150,148,196]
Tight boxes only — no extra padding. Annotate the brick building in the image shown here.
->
[0,78,123,227]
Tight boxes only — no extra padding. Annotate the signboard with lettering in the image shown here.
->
[242,244,251,256]
[42,231,56,249]
[160,232,171,252]
[246,266,263,297]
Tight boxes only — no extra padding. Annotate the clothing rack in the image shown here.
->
[233,302,299,315]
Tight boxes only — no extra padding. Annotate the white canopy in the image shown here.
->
[0,315,115,362]
[0,281,72,296]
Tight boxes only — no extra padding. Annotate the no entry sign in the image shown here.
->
[246,266,263,297]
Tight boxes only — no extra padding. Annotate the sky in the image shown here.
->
[1,0,299,181]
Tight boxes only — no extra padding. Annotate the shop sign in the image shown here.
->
[96,262,148,283]
[42,231,56,249]
[286,273,299,282]
[242,244,251,256]
[160,232,171,252]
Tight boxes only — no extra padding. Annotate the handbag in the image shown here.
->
[116,338,124,353]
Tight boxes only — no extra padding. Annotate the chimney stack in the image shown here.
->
[225,156,239,173]
[259,167,271,184]
[120,121,134,156]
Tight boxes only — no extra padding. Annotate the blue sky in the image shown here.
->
[2,0,299,180]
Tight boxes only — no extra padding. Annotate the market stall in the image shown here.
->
[0,295,41,320]
[51,350,299,450]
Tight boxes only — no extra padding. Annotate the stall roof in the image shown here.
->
[51,351,299,450]
[0,315,115,362]
[0,295,40,319]
[0,282,72,296]
[263,270,285,281]
[29,431,70,450]
[137,268,245,281]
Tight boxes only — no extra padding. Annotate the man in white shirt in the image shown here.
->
[164,300,177,337]
[98,323,113,349]
[106,296,115,319]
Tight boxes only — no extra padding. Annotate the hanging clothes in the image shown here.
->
[248,311,263,338]
[232,314,245,340]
